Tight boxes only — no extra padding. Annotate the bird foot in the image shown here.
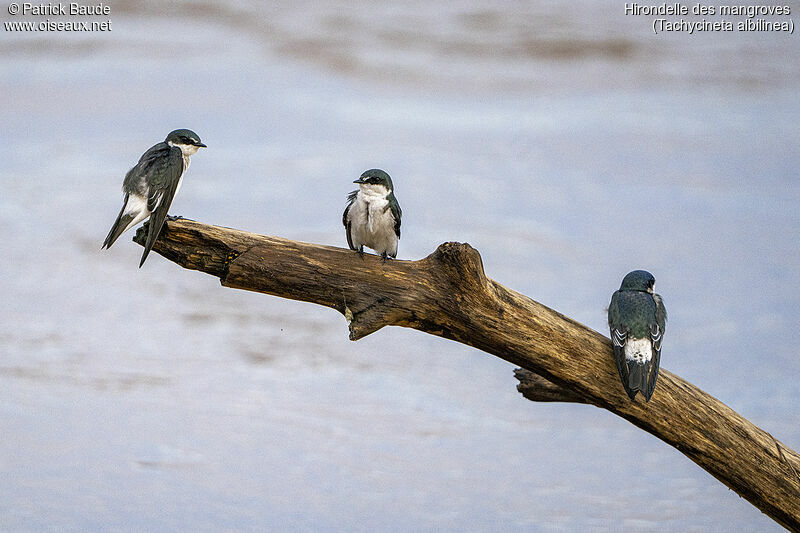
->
[166,215,185,222]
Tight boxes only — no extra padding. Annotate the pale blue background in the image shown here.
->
[1,1,798,531]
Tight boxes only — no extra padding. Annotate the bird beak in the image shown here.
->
[353,178,366,184]
[195,142,207,148]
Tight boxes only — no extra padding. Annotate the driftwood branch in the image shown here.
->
[135,219,800,530]
[514,369,591,404]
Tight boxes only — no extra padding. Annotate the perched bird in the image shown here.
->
[342,169,402,261]
[102,129,206,267]
[608,270,667,402]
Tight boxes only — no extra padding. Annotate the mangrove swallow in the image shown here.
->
[608,270,667,402]
[102,128,206,267]
[342,168,402,261]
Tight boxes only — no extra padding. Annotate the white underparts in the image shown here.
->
[121,193,150,234]
[359,183,389,199]
[347,184,398,257]
[624,337,653,364]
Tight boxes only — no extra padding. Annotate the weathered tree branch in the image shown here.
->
[514,368,591,404]
[135,219,800,530]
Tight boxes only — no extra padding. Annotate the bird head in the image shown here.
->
[353,168,394,193]
[619,270,656,293]
[165,129,207,155]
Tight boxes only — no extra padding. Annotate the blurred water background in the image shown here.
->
[1,1,798,531]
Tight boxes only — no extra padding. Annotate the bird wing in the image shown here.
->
[608,290,634,399]
[652,293,667,351]
[643,293,667,401]
[138,145,184,267]
[388,192,402,239]
[342,191,358,250]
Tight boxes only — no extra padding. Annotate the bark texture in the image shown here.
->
[134,219,800,531]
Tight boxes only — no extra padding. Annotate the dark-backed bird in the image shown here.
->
[608,270,667,402]
[342,168,402,261]
[102,129,206,267]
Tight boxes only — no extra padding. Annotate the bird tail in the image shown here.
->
[627,362,656,402]
[102,197,135,249]
[138,240,152,268]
